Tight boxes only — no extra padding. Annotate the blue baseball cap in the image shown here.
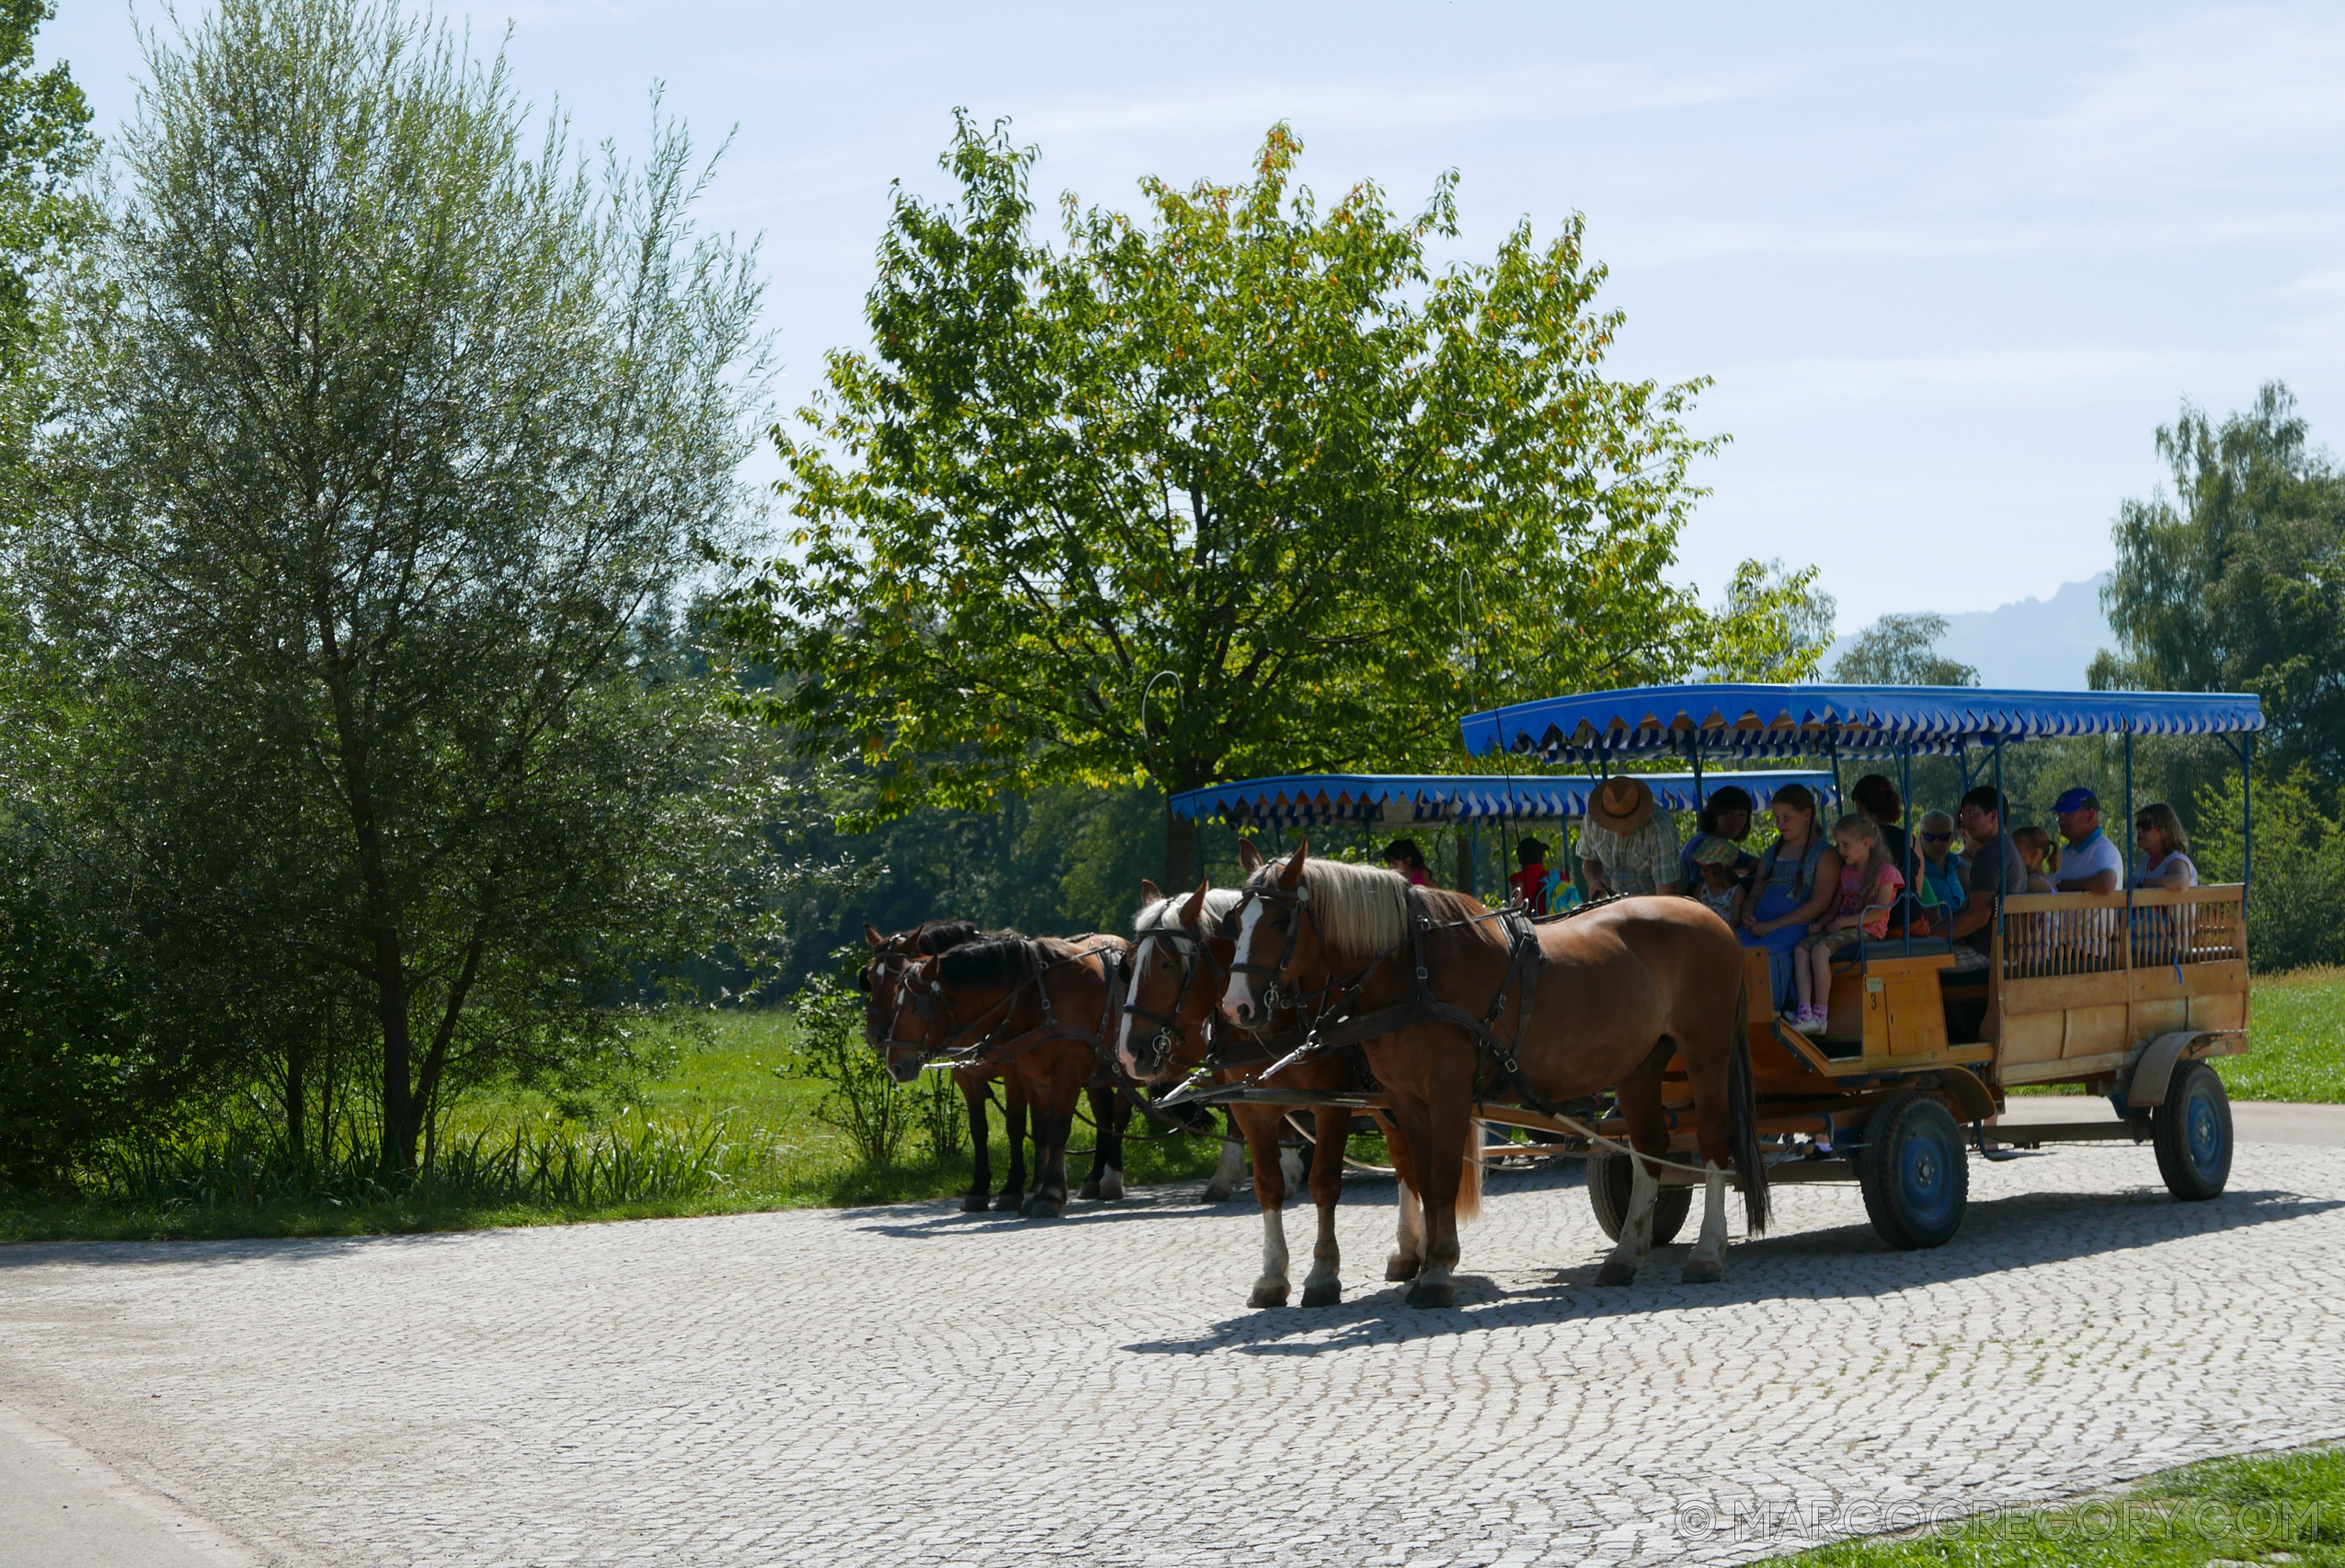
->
[2053,787,2099,814]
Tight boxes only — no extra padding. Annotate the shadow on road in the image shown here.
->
[1116,1182,2339,1356]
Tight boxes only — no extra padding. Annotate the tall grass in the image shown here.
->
[89,1112,741,1213]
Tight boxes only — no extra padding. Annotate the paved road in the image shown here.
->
[6,1124,2345,1567]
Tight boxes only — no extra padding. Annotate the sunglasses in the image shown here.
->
[1920,830,1952,841]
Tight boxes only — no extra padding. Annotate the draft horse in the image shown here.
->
[878,932,1135,1218]
[860,921,1034,1212]
[1221,841,1767,1308]
[1116,860,1475,1309]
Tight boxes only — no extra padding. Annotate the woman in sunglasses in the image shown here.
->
[1913,809,1969,921]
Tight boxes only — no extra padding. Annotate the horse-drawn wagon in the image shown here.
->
[1164,684,2262,1264]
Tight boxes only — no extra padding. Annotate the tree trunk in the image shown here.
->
[375,930,422,1173]
[1163,800,1195,893]
[282,1036,306,1170]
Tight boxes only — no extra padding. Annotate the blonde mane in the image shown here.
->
[1242,855,1412,964]
[1133,887,1243,934]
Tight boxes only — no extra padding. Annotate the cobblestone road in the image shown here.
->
[6,1141,2345,1567]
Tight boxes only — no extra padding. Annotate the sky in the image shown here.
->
[40,1,2345,632]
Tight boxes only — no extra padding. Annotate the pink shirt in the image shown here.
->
[1836,859,1906,938]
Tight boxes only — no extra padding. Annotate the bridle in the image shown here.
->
[1120,922,1229,1074]
[1227,879,1314,1017]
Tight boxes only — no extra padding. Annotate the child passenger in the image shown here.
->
[2009,825,2059,894]
[1689,834,1747,927]
[1790,814,1905,1036]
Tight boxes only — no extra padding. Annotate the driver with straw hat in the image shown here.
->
[1574,776,1684,898]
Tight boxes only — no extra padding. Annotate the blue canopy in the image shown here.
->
[1167,770,1838,829]
[1460,684,2266,764]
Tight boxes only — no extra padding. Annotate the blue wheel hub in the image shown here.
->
[2186,1086,2228,1175]
[1898,1122,1962,1229]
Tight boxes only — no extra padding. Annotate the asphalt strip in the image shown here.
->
[0,1404,259,1568]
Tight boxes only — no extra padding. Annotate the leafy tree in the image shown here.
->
[725,117,1817,886]
[2091,383,2345,782]
[0,0,94,480]
[23,0,793,1173]
[1715,558,1836,680]
[1832,612,1980,686]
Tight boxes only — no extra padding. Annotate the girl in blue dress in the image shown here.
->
[1738,783,1843,1013]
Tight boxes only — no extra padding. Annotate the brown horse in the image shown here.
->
[1220,841,1767,1307]
[860,921,1030,1212]
[1116,864,1476,1308]
[877,932,1133,1218]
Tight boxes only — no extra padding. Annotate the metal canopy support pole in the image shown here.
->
[2122,727,2136,964]
[2244,732,2254,888]
[1993,734,2007,973]
[1900,742,1916,957]
[2123,728,2135,882]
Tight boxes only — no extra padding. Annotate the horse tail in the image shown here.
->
[1455,1118,1484,1224]
[1729,970,1771,1233]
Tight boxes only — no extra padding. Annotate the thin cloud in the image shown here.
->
[2030,6,2345,189]
[1021,59,1802,143]
[1718,344,2234,407]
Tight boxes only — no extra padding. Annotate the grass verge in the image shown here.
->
[0,1009,1227,1244]
[1766,1444,2345,1565]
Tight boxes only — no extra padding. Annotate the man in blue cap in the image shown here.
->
[2052,787,2122,895]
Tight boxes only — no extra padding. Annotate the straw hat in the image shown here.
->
[1586,776,1655,835]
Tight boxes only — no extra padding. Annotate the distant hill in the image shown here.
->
[1830,575,2113,691]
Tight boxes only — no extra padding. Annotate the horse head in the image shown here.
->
[1220,836,1321,1028]
[1117,876,1237,1082]
[857,919,981,1055]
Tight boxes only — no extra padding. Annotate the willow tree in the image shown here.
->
[28,0,783,1173]
[725,118,1813,886]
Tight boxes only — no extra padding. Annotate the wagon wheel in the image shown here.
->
[1857,1092,1969,1250]
[1587,1152,1693,1245]
[2153,1059,2232,1201]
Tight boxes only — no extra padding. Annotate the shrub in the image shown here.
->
[0,872,154,1191]
[790,979,914,1169]
[916,1068,967,1160]
[2195,767,2345,973]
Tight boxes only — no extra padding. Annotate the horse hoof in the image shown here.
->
[1024,1197,1062,1220]
[1680,1259,1723,1285]
[1077,1181,1102,1200]
[1594,1259,1639,1288]
[1097,1171,1126,1202]
[992,1193,1024,1212]
[1403,1278,1454,1310]
[1203,1185,1237,1204]
[1384,1256,1421,1282]
[1249,1282,1289,1309]
[960,1194,989,1213]
[1300,1280,1342,1309]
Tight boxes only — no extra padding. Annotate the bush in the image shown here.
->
[789,979,914,1170]
[0,871,154,1191]
[2195,768,2345,973]
[916,1067,967,1160]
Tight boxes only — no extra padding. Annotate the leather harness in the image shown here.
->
[886,942,1126,1070]
[1228,881,1632,1119]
